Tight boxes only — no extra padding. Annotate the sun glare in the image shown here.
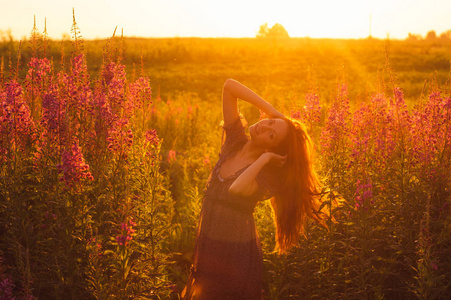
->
[1,0,450,39]
[246,0,374,38]
[107,0,375,39]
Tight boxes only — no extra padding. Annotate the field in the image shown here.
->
[0,27,451,299]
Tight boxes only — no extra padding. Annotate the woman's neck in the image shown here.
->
[236,140,265,162]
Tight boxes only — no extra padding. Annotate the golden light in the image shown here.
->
[2,0,449,40]
[109,0,375,39]
[248,0,374,38]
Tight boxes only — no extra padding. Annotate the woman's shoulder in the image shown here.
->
[220,115,248,155]
[222,114,248,132]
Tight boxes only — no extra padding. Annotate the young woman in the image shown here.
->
[182,79,325,299]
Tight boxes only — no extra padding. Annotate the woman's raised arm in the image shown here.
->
[222,79,284,127]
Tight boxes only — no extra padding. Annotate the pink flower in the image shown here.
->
[203,154,211,169]
[430,262,438,271]
[354,178,373,210]
[57,141,94,189]
[88,237,103,258]
[410,91,451,183]
[0,80,36,151]
[90,84,113,143]
[107,118,133,156]
[167,150,177,163]
[116,219,136,246]
[102,62,126,116]
[127,76,152,118]
[0,277,15,299]
[320,83,350,154]
[26,57,52,99]
[145,129,159,146]
[58,54,92,117]
[44,211,57,221]
[388,87,411,144]
[290,110,301,120]
[187,105,193,118]
[41,84,67,146]
[303,92,321,125]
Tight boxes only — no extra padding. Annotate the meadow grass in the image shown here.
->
[0,29,450,299]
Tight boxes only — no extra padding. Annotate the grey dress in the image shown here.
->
[183,116,282,300]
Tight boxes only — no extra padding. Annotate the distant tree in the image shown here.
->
[257,23,289,39]
[426,30,437,40]
[257,23,270,38]
[269,23,290,38]
[0,29,13,43]
[439,30,451,39]
[406,32,422,40]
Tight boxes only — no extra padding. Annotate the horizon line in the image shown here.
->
[0,33,435,42]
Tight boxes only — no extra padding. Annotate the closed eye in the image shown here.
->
[270,119,276,139]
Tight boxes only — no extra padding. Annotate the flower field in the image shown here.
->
[0,22,450,299]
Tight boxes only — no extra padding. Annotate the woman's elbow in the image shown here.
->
[223,78,235,91]
[228,185,241,196]
[228,182,258,197]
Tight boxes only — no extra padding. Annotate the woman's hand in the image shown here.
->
[222,79,284,126]
[229,151,286,197]
[261,152,287,168]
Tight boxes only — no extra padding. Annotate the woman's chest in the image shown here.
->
[218,155,253,180]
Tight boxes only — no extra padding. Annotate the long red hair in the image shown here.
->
[271,117,326,253]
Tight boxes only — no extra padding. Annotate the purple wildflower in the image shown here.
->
[410,91,450,183]
[41,84,67,139]
[63,54,93,117]
[89,84,113,147]
[0,277,15,299]
[167,150,177,164]
[355,178,373,210]
[128,76,152,117]
[303,92,321,125]
[87,237,103,258]
[145,129,159,146]
[203,154,211,169]
[290,110,301,120]
[102,62,126,116]
[320,83,350,154]
[57,141,93,189]
[107,118,133,155]
[0,81,36,151]
[116,219,136,246]
[26,57,52,99]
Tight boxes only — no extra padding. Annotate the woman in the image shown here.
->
[182,79,325,299]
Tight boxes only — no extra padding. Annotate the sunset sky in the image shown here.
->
[1,0,450,40]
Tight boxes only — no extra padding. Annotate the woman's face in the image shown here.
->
[249,118,289,150]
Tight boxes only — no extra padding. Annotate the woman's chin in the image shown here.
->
[249,125,257,138]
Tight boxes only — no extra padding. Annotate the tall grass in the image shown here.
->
[0,19,450,299]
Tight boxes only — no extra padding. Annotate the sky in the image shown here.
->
[0,0,450,40]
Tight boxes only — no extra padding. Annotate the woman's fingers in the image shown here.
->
[281,155,287,166]
[271,154,287,167]
[263,152,287,167]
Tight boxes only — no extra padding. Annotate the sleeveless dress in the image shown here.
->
[182,116,282,300]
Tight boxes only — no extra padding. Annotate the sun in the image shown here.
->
[242,0,374,38]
